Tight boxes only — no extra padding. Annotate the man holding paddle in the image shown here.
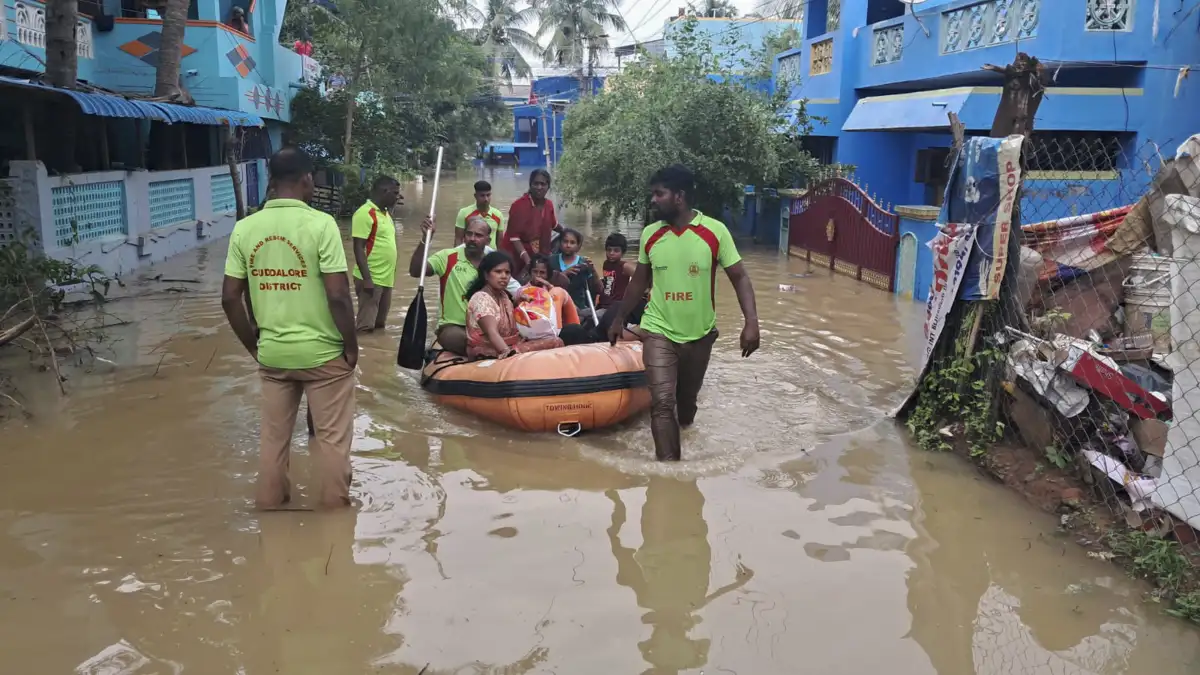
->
[221,147,359,508]
[605,164,760,462]
[409,215,521,355]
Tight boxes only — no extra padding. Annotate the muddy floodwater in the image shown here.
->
[3,168,1200,674]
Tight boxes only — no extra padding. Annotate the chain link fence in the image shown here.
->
[903,134,1200,621]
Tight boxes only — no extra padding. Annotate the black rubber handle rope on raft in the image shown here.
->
[420,371,647,398]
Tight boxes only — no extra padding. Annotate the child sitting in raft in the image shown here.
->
[527,254,580,326]
[526,254,600,346]
[550,228,602,326]
[465,252,564,359]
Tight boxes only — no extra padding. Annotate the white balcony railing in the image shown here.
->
[14,2,94,59]
[872,24,904,66]
[941,0,1039,54]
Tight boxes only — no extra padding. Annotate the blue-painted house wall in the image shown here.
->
[0,0,316,137]
[511,74,603,167]
[895,213,940,302]
[772,0,1200,224]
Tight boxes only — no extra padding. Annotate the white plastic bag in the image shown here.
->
[514,286,559,340]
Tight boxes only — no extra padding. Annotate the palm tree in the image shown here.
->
[461,0,540,84]
[533,0,627,68]
[441,0,485,25]
[155,0,189,99]
[44,0,78,88]
[754,0,804,20]
[690,0,737,18]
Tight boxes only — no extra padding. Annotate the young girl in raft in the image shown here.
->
[465,251,563,359]
[526,254,580,326]
[551,228,602,326]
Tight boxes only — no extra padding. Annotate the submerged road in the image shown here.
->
[1,168,1198,674]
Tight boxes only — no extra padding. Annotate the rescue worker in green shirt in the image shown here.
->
[351,176,401,332]
[454,180,505,249]
[409,214,521,355]
[606,164,760,461]
[221,147,359,508]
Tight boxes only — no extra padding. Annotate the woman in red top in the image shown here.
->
[505,169,563,277]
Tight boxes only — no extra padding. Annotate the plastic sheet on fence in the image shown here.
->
[892,135,1023,416]
[951,135,1024,302]
[1022,206,1133,284]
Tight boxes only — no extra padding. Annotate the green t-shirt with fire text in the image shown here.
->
[637,211,742,343]
[224,199,348,370]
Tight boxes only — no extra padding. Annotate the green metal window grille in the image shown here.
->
[149,178,196,229]
[52,180,128,247]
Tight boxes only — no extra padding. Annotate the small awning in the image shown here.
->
[150,102,264,127]
[0,75,163,119]
[843,87,976,132]
[0,76,264,127]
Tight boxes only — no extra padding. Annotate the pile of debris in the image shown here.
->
[1006,135,1200,544]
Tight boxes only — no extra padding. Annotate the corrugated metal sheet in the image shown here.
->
[0,76,165,120]
[150,103,265,128]
[0,76,265,127]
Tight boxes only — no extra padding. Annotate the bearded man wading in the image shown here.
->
[351,175,401,332]
[411,214,520,355]
[606,164,760,461]
[221,147,359,508]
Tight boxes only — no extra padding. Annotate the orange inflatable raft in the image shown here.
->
[420,342,650,435]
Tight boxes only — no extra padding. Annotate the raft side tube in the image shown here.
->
[420,342,651,432]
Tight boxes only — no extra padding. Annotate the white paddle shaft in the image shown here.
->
[416,146,444,290]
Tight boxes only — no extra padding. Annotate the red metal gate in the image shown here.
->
[788,178,900,292]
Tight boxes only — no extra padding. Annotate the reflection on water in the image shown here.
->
[607,479,753,673]
[1,167,1198,674]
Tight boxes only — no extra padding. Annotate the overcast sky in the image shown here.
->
[616,0,770,45]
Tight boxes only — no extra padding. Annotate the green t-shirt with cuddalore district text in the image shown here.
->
[224,199,349,370]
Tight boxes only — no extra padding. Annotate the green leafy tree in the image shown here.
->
[556,18,823,220]
[460,0,540,84]
[282,0,507,170]
[533,0,627,68]
[297,0,477,162]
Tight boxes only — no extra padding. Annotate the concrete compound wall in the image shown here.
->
[8,158,265,278]
[894,205,941,302]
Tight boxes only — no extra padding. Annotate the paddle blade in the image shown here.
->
[398,288,429,370]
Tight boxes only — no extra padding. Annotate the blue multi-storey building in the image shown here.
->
[772,0,1200,220]
[506,74,603,167]
[0,0,320,275]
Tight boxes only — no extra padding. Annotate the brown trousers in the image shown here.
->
[642,329,718,461]
[354,279,393,331]
[258,356,356,508]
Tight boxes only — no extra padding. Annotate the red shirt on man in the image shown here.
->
[505,192,557,275]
